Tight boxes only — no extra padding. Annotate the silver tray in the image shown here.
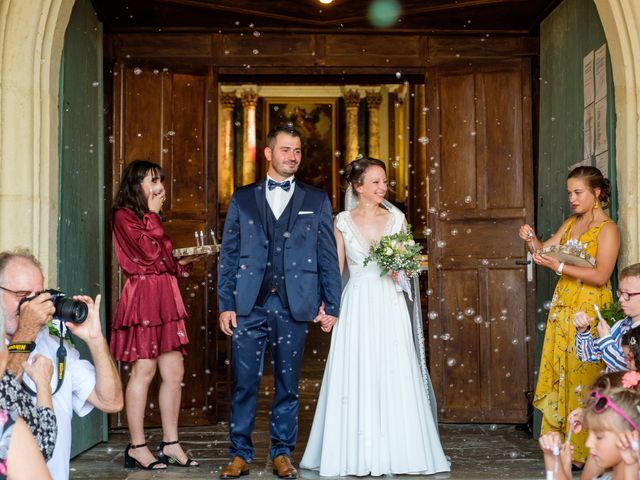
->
[538,244,596,268]
[172,244,219,258]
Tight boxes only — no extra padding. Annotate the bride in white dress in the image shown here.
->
[300,157,450,477]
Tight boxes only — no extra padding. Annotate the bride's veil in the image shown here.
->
[342,186,439,424]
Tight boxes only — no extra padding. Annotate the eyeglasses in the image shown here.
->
[617,289,640,302]
[0,285,33,299]
[588,390,639,431]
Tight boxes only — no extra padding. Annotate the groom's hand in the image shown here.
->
[318,315,337,333]
[219,311,237,336]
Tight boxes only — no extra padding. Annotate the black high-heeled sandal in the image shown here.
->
[124,443,167,470]
[157,440,200,467]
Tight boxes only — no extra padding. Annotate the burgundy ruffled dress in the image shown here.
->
[110,207,191,362]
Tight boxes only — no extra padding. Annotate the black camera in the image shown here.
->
[20,289,88,324]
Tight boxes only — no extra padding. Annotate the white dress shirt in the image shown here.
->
[265,175,295,220]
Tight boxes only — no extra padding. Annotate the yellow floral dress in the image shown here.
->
[533,217,612,463]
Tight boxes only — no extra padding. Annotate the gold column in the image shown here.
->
[414,84,428,232]
[218,92,236,210]
[241,91,259,185]
[394,87,407,202]
[366,91,382,158]
[344,90,361,164]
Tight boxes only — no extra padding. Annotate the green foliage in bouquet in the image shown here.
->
[363,226,423,277]
[598,302,625,327]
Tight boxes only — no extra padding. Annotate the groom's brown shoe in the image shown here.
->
[272,455,298,479]
[220,456,250,478]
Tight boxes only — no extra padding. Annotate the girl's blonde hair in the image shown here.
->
[584,385,640,432]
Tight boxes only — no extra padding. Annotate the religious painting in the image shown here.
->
[264,98,339,209]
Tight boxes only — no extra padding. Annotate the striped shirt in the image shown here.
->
[575,316,640,372]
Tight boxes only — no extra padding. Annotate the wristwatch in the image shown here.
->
[555,262,565,276]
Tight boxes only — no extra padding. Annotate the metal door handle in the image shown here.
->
[515,253,533,282]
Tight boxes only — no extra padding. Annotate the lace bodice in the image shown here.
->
[336,209,404,278]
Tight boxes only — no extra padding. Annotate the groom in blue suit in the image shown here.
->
[218,125,342,479]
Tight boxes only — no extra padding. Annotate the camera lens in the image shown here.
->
[54,297,88,324]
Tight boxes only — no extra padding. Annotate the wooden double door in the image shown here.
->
[108,59,534,426]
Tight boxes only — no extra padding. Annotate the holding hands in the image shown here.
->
[314,303,337,333]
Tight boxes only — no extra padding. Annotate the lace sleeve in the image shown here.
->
[335,211,348,233]
[0,372,57,461]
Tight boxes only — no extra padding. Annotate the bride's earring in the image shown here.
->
[593,200,600,210]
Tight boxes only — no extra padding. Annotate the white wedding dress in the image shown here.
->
[300,208,450,477]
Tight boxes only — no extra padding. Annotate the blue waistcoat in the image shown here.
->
[256,200,294,306]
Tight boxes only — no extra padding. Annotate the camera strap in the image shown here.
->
[8,342,36,353]
[22,331,67,397]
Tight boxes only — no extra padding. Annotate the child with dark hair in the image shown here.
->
[621,328,640,371]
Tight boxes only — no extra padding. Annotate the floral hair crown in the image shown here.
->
[621,371,640,417]
[622,371,640,389]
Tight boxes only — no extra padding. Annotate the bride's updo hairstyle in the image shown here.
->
[567,165,611,208]
[344,156,387,195]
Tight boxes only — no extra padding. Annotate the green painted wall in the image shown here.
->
[58,0,106,456]
[535,0,616,435]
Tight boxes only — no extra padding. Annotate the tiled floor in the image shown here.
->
[71,335,553,479]
[70,421,550,479]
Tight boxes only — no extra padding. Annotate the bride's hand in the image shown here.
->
[390,271,399,284]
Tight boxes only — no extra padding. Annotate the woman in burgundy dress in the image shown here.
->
[111,160,200,470]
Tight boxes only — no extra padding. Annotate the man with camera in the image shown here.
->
[0,250,123,479]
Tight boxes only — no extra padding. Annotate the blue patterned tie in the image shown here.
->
[267,179,291,191]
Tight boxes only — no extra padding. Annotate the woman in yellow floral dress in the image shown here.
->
[519,166,619,469]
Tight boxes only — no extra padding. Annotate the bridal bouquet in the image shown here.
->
[363,226,423,278]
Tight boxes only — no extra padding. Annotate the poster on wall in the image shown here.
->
[595,98,608,155]
[594,44,608,102]
[583,104,595,160]
[583,51,595,108]
[596,152,608,178]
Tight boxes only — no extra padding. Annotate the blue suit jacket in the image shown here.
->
[218,180,342,321]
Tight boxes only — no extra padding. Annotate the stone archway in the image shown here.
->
[0,0,639,278]
[594,0,640,266]
[0,0,75,282]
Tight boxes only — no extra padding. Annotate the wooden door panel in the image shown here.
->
[167,74,207,215]
[439,219,523,258]
[439,74,476,206]
[427,60,534,423]
[122,69,166,162]
[110,64,218,427]
[478,70,525,209]
[435,270,483,410]
[486,269,528,413]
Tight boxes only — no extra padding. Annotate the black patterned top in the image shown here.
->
[0,409,17,479]
[0,372,57,461]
